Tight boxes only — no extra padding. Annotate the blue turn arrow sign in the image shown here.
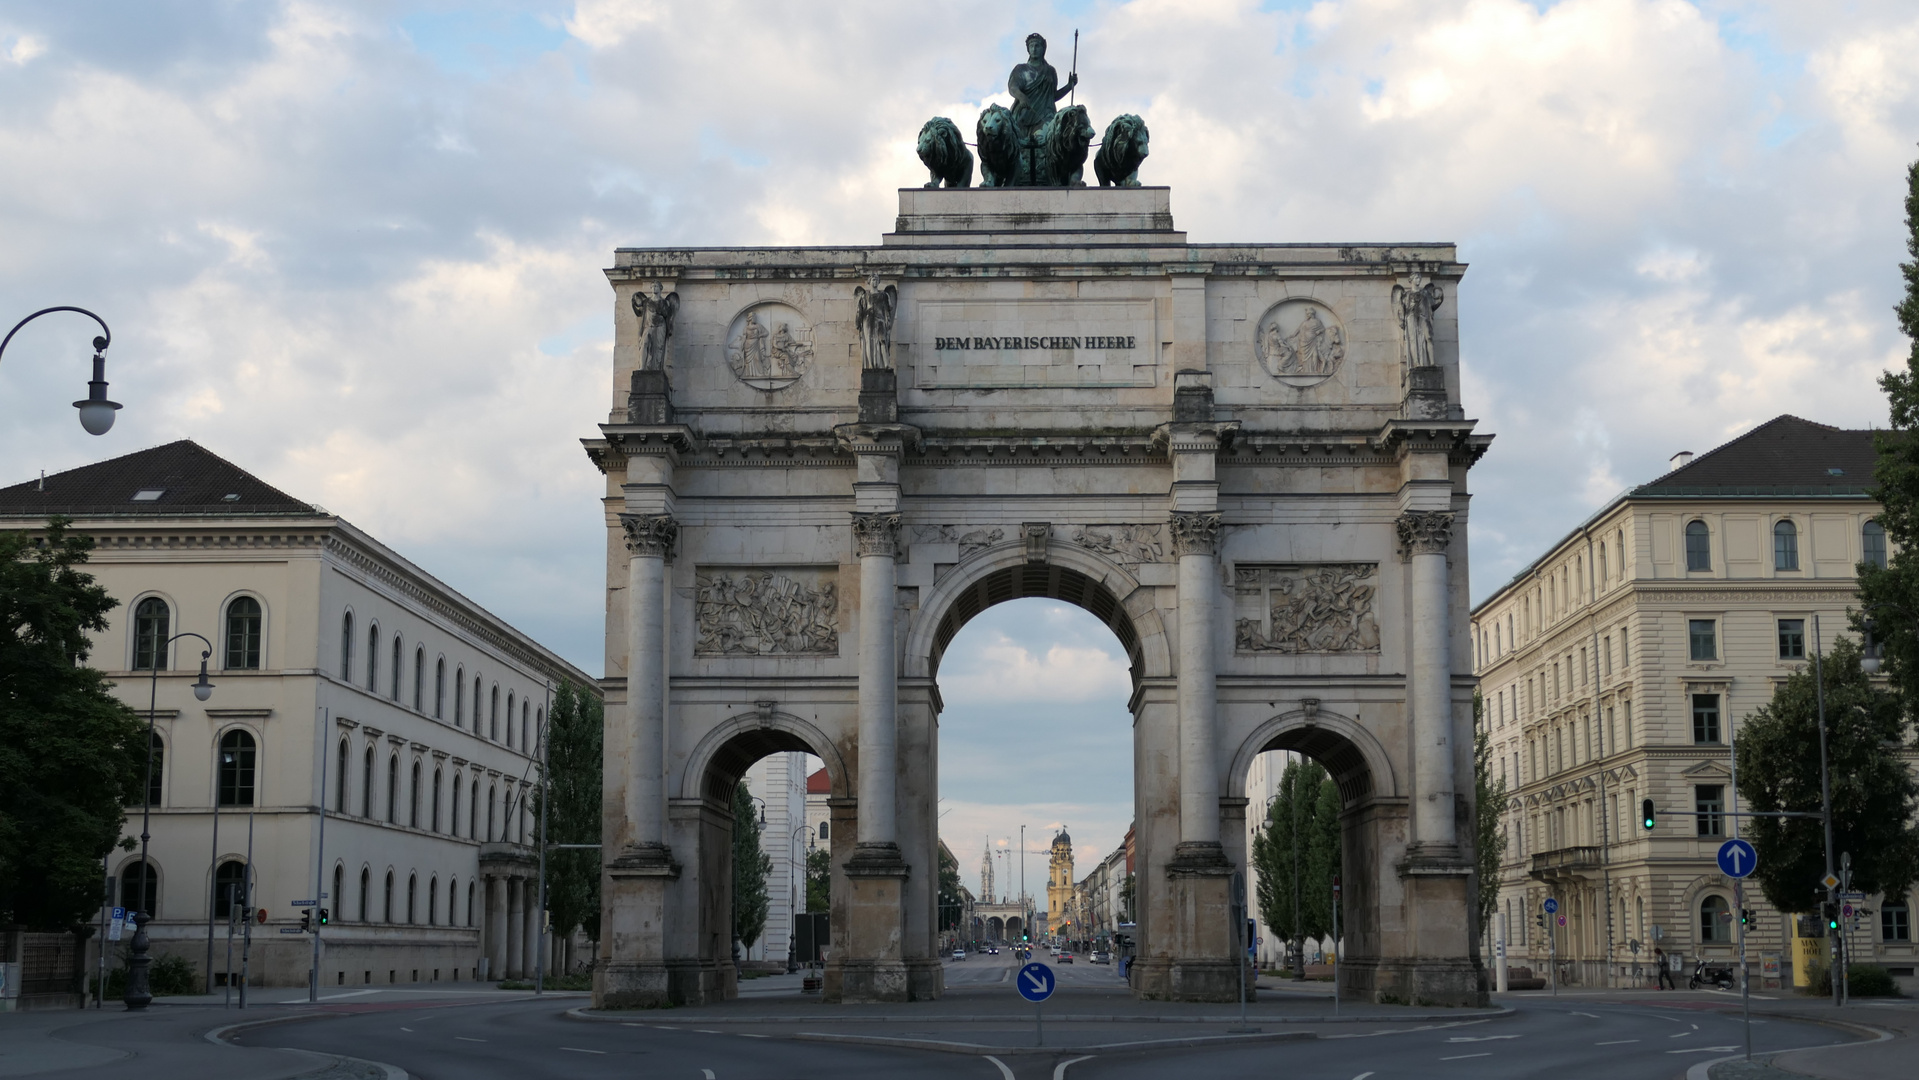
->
[1017,961,1056,1003]
[1716,838,1758,879]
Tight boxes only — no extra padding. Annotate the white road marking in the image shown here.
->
[560,1047,605,1055]
[702,1071,716,1079]
[695,1029,721,1034]
[1571,1011,1599,1018]
[1440,1052,1491,1060]
[1670,1031,1692,1038]
[454,1036,486,1042]
[1668,1046,1738,1054]
[984,1056,1016,1080]
[1053,1056,1094,1079]
[1446,1035,1519,1042]
[1350,1074,1375,1080]
[399,1027,413,1032]
[1595,1039,1639,1045]
[738,1033,766,1038]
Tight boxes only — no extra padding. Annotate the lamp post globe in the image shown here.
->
[1,309,120,434]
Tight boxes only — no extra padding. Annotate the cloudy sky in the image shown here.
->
[3,1,1916,902]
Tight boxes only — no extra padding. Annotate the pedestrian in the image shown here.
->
[1655,946,1676,990]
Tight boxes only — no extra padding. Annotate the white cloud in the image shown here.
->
[939,631,1131,705]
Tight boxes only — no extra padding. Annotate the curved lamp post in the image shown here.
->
[124,633,214,1010]
[0,307,121,435]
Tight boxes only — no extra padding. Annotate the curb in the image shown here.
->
[204,1012,409,1080]
[565,1004,1514,1025]
[1683,1013,1895,1080]
[790,1029,1316,1056]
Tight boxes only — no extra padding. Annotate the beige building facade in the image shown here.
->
[0,442,596,989]
[1472,416,1917,990]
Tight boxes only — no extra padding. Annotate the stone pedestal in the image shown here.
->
[597,852,680,1008]
[1374,858,1482,1007]
[828,844,911,1002]
[1145,842,1240,1002]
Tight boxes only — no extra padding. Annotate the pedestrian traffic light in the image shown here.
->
[1641,799,1656,831]
[299,910,311,932]
[317,907,329,926]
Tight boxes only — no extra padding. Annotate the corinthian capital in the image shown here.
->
[1396,510,1454,555]
[1168,511,1224,557]
[851,512,902,557]
[619,513,679,558]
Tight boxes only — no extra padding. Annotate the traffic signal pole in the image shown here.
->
[311,707,329,1003]
[1812,615,1840,1007]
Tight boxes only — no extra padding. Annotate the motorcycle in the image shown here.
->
[1688,959,1736,990]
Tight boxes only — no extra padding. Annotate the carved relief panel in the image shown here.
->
[1253,299,1346,387]
[1233,563,1379,654]
[725,302,816,391]
[694,567,839,656]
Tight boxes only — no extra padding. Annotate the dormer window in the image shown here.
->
[132,489,164,501]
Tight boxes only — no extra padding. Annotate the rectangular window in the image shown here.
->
[1692,694,1722,744]
[1553,663,1561,698]
[1604,638,1613,676]
[1619,629,1629,668]
[1696,785,1725,837]
[1884,902,1912,943]
[1689,619,1718,661]
[1580,647,1588,686]
[1624,699,1633,748]
[1606,707,1616,757]
[1778,619,1805,660]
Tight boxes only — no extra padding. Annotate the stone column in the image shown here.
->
[521,878,538,981]
[1398,510,1457,853]
[620,512,677,855]
[1169,511,1223,849]
[486,875,508,980]
[505,875,524,979]
[852,511,901,850]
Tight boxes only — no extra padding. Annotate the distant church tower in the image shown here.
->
[980,841,996,904]
[1047,828,1074,935]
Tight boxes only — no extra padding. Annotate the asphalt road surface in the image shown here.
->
[244,953,1855,1080]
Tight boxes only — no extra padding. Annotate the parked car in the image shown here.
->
[951,949,966,961]
[1091,951,1110,964]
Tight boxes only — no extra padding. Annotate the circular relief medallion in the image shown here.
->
[1254,299,1345,386]
[726,302,815,391]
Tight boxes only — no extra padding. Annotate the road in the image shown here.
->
[238,953,1859,1080]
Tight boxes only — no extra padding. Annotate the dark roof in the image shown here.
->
[0,440,320,518]
[1632,415,1877,498]
[806,768,830,795]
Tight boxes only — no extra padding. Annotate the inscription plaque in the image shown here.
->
[909,298,1158,388]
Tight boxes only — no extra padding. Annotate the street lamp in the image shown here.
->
[124,632,213,1010]
[0,307,121,435]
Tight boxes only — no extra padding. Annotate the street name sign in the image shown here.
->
[1715,839,1758,879]
[1017,962,1056,1003]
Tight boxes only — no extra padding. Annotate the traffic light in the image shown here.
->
[1740,908,1752,929]
[299,910,311,932]
[1535,910,1547,932]
[1641,799,1656,831]
[1825,902,1840,934]
[317,907,329,926]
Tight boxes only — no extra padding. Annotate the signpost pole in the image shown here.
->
[239,812,254,1009]
[1332,875,1341,1017]
[311,707,328,1003]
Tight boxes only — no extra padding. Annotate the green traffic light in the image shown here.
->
[1640,798,1656,831]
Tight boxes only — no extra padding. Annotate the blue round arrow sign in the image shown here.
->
[1542,897,1559,914]
[1017,961,1056,1003]
[1716,838,1758,879]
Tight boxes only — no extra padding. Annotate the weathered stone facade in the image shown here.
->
[586,187,1490,1007]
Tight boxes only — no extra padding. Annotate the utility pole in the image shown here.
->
[1812,614,1840,1007]
[535,683,551,995]
[311,707,328,1003]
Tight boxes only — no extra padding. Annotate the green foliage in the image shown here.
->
[1252,758,1341,967]
[937,844,964,931]
[1847,965,1903,997]
[804,847,830,913]
[148,954,198,996]
[1860,151,1919,725]
[0,519,149,929]
[1736,638,1919,912]
[731,781,771,949]
[1473,693,1510,941]
[1118,873,1135,923]
[535,681,603,944]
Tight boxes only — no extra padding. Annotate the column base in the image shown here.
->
[1136,841,1244,1002]
[826,843,911,1003]
[593,847,681,1009]
[1340,956,1486,1008]
[904,956,944,1002]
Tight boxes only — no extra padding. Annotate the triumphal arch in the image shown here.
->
[585,39,1490,1009]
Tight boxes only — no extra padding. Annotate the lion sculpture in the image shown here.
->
[915,117,973,189]
[975,105,1017,188]
[1043,104,1096,187]
[976,102,1094,187]
[1095,114,1150,188]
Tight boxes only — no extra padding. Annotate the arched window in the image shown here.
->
[1700,894,1731,943]
[469,780,479,838]
[818,820,829,840]
[1774,519,1800,570]
[466,881,475,927]
[146,732,165,807]
[490,686,499,741]
[341,612,354,681]
[407,874,417,924]
[451,773,462,837]
[413,647,425,710]
[1685,520,1711,572]
[133,597,170,670]
[214,860,248,919]
[448,876,458,925]
[409,760,422,828]
[1864,519,1888,569]
[506,692,515,747]
[384,871,394,922]
[387,755,399,824]
[359,867,370,922]
[218,730,257,807]
[474,677,483,728]
[532,708,541,755]
[434,659,446,718]
[455,667,465,726]
[361,746,374,817]
[121,859,158,916]
[335,738,349,811]
[332,865,344,924]
[390,636,402,700]
[487,785,496,840]
[428,877,438,926]
[522,701,530,754]
[224,596,263,669]
[1598,543,1608,588]
[367,624,380,691]
[432,769,443,833]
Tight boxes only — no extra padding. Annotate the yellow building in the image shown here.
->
[1471,416,1917,990]
[1047,829,1074,943]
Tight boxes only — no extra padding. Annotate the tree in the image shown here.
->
[731,780,772,950]
[1307,771,1343,948]
[534,680,602,964]
[1253,758,1337,973]
[1737,637,1919,912]
[0,519,147,929]
[937,844,964,931]
[1473,692,1509,943]
[1858,150,1919,722]
[804,847,830,913]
